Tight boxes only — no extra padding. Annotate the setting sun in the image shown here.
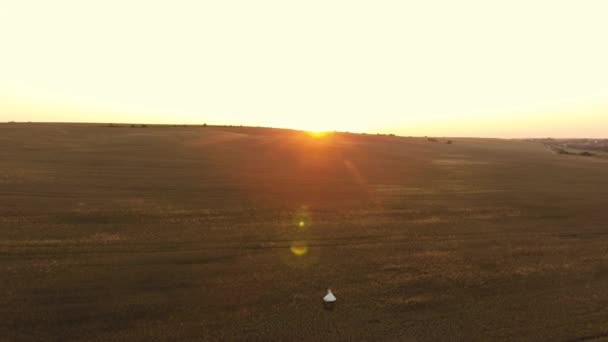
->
[306,130,331,138]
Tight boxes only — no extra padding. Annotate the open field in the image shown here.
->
[1,123,608,341]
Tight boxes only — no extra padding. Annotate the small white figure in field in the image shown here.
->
[323,289,336,310]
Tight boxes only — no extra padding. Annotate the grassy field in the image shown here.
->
[1,123,608,341]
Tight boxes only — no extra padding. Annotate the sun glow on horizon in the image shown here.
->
[1,0,608,137]
[306,130,332,138]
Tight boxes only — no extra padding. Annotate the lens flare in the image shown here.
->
[290,241,308,256]
[293,206,312,228]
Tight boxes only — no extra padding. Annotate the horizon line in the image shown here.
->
[3,120,607,140]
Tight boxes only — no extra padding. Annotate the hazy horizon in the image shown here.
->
[5,120,608,140]
[2,0,607,138]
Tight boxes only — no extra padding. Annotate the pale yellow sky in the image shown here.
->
[1,0,607,137]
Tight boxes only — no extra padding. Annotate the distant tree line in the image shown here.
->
[427,137,453,144]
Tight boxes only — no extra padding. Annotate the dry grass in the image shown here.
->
[1,123,608,341]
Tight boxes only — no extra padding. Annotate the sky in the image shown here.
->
[1,0,607,138]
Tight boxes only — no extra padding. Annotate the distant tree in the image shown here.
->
[203,123,207,127]
[446,140,453,144]
[141,124,147,128]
